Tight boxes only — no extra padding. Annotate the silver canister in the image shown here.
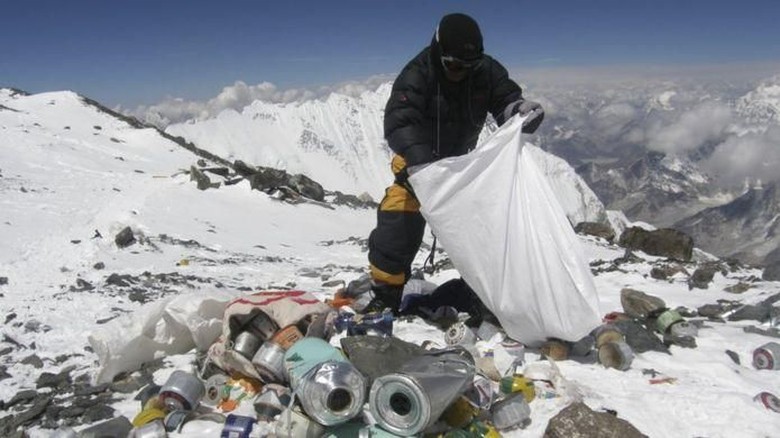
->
[753,342,780,370]
[445,322,477,346]
[233,331,262,360]
[252,341,287,383]
[202,374,229,408]
[369,350,476,436]
[598,341,635,371]
[500,339,526,366]
[491,392,532,431]
[592,324,624,348]
[246,311,279,341]
[159,370,205,411]
[754,392,780,413]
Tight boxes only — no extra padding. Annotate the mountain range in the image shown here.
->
[162,74,780,265]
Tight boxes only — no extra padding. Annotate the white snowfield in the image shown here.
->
[1,89,779,437]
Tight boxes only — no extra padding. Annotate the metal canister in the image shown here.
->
[252,341,287,383]
[491,392,531,431]
[598,341,635,371]
[284,337,367,426]
[754,392,780,413]
[246,311,279,341]
[445,322,477,346]
[233,331,262,360]
[272,324,304,350]
[592,324,624,348]
[655,309,684,334]
[540,339,569,361]
[159,371,205,411]
[753,342,780,370]
[221,414,255,438]
[202,374,229,408]
[128,420,167,438]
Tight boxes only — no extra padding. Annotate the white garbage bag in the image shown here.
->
[408,115,601,345]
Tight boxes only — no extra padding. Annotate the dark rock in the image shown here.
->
[688,263,724,290]
[203,167,231,178]
[614,319,668,354]
[69,278,94,292]
[724,282,752,294]
[6,390,38,408]
[73,382,110,397]
[36,369,71,390]
[697,304,724,318]
[329,190,378,209]
[5,312,16,324]
[57,405,85,419]
[197,159,208,167]
[11,396,50,429]
[20,354,43,369]
[618,227,694,261]
[110,372,152,394]
[77,416,133,438]
[0,346,12,356]
[544,401,647,438]
[0,277,7,285]
[128,290,148,303]
[248,167,288,191]
[105,273,133,287]
[114,226,136,249]
[728,304,771,322]
[764,261,780,281]
[190,165,219,190]
[725,350,740,365]
[0,365,9,381]
[574,222,616,242]
[650,263,689,281]
[620,288,666,319]
[233,160,257,177]
[288,173,325,201]
[93,262,105,270]
[82,404,115,423]
[663,332,697,348]
[24,319,43,333]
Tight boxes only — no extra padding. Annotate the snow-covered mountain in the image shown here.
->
[736,75,780,125]
[578,150,725,227]
[2,87,779,438]
[166,84,393,200]
[674,182,780,265]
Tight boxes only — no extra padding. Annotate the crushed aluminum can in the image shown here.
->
[491,392,531,431]
[753,342,780,370]
[221,414,254,438]
[754,392,780,413]
[598,341,635,371]
[445,322,477,346]
[159,370,205,411]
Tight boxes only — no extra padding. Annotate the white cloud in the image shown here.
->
[121,75,393,127]
[702,126,780,187]
[646,101,733,154]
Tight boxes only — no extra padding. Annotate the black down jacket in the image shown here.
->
[384,39,523,166]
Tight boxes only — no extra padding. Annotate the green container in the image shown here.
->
[655,309,683,334]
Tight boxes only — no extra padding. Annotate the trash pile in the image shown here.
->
[39,275,780,437]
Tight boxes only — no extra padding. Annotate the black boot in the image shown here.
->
[362,284,403,315]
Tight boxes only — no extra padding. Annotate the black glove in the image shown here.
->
[403,144,434,167]
[507,99,545,134]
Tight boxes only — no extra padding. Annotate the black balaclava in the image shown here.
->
[436,13,484,61]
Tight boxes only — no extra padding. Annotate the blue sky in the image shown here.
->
[2,0,779,108]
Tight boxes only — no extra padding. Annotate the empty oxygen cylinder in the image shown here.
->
[284,337,366,426]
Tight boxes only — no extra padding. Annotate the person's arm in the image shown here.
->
[488,58,544,134]
[384,64,434,166]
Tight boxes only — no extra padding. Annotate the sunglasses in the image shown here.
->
[441,54,483,73]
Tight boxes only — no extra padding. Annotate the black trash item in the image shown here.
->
[613,319,669,354]
[401,278,494,327]
[340,336,426,387]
